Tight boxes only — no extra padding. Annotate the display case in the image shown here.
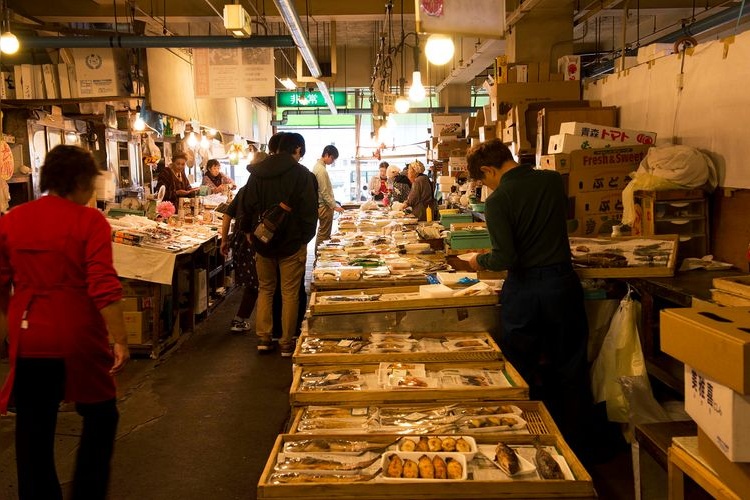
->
[293,332,503,366]
[105,128,144,198]
[27,117,86,198]
[289,360,529,407]
[257,432,595,499]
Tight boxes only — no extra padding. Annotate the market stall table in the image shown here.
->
[668,437,742,500]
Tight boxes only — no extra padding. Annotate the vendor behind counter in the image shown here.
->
[156,152,199,205]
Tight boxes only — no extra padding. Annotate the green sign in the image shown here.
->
[276,90,347,108]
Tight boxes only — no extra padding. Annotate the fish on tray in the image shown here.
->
[323,294,382,302]
[535,445,565,480]
[494,443,520,475]
[269,471,378,484]
[275,455,379,472]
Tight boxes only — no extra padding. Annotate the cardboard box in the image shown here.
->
[120,278,155,297]
[570,212,623,237]
[573,190,623,216]
[536,106,618,163]
[122,311,149,344]
[478,125,496,143]
[559,122,656,146]
[501,126,514,144]
[465,117,478,138]
[436,139,467,160]
[685,364,750,461]
[507,62,539,84]
[0,72,14,99]
[661,307,750,394]
[540,154,571,171]
[432,113,464,138]
[483,104,494,125]
[558,55,581,81]
[495,55,508,84]
[568,167,632,195]
[549,133,629,155]
[121,297,141,312]
[698,429,750,497]
[20,65,33,99]
[71,48,129,97]
[568,145,650,171]
[549,72,565,82]
[490,81,581,123]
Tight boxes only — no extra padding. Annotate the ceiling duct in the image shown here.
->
[273,0,337,114]
[436,38,506,93]
[17,35,295,49]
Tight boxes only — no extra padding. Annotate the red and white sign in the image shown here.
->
[558,122,657,146]
[420,0,444,16]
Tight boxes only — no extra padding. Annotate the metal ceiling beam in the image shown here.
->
[17,35,295,49]
[273,0,337,114]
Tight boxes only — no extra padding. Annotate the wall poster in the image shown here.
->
[193,48,275,98]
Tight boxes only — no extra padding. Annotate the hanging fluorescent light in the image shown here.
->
[278,77,297,90]
[394,95,410,114]
[409,71,426,102]
[425,34,454,66]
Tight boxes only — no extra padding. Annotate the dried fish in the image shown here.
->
[455,438,472,453]
[415,437,430,452]
[494,443,520,475]
[323,294,382,302]
[402,459,419,478]
[275,455,379,472]
[270,471,378,484]
[535,445,565,480]
[441,437,457,452]
[446,458,463,479]
[432,455,447,479]
[385,454,404,478]
[418,455,435,478]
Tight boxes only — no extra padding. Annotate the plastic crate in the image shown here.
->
[440,213,473,227]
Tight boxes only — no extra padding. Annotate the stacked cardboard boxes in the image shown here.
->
[541,145,650,236]
[660,306,750,497]
[118,279,156,345]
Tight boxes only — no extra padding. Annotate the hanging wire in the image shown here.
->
[736,0,747,34]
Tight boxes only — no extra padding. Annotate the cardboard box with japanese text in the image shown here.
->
[559,122,656,146]
[661,306,750,394]
[539,154,571,172]
[697,429,750,496]
[569,212,624,237]
[536,107,618,162]
[685,364,750,462]
[122,311,150,344]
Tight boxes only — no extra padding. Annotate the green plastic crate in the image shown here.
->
[449,229,492,249]
[440,213,473,228]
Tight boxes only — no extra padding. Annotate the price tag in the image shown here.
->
[324,373,342,382]
[404,412,428,421]
[338,339,354,348]
[350,407,369,416]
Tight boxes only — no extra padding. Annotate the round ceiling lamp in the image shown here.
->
[394,95,410,114]
[0,31,18,55]
[425,34,454,66]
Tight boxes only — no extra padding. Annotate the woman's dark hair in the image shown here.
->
[268,132,287,154]
[173,152,188,162]
[466,139,514,180]
[206,159,220,169]
[40,145,100,196]
[278,132,306,158]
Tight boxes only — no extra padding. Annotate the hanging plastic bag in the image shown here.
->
[591,292,655,423]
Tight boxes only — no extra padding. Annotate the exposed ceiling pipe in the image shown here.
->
[584,2,750,78]
[272,106,480,126]
[273,0,337,114]
[17,35,295,49]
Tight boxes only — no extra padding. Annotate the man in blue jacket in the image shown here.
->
[241,133,318,356]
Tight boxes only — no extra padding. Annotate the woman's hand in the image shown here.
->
[110,343,130,375]
[469,253,484,271]
[220,240,230,257]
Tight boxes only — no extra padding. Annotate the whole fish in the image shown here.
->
[535,446,564,480]
[494,443,520,475]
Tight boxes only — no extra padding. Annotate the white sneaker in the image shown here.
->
[230,319,251,332]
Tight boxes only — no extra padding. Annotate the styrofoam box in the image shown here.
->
[558,122,656,146]
[684,364,750,462]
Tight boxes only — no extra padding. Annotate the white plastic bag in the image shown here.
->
[591,293,653,423]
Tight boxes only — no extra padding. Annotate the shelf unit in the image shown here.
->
[633,189,709,261]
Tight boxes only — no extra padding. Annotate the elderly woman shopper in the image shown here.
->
[402,160,436,221]
[202,159,236,194]
[0,145,129,500]
[386,164,411,204]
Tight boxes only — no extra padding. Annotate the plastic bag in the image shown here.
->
[591,293,655,423]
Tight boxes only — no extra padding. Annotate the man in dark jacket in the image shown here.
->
[241,133,318,355]
[467,139,591,458]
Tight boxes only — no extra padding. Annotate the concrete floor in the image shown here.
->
[0,288,639,500]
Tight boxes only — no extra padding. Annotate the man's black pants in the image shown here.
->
[499,263,592,456]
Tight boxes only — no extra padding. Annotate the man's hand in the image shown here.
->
[334,206,345,213]
[469,253,484,271]
[110,343,130,375]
